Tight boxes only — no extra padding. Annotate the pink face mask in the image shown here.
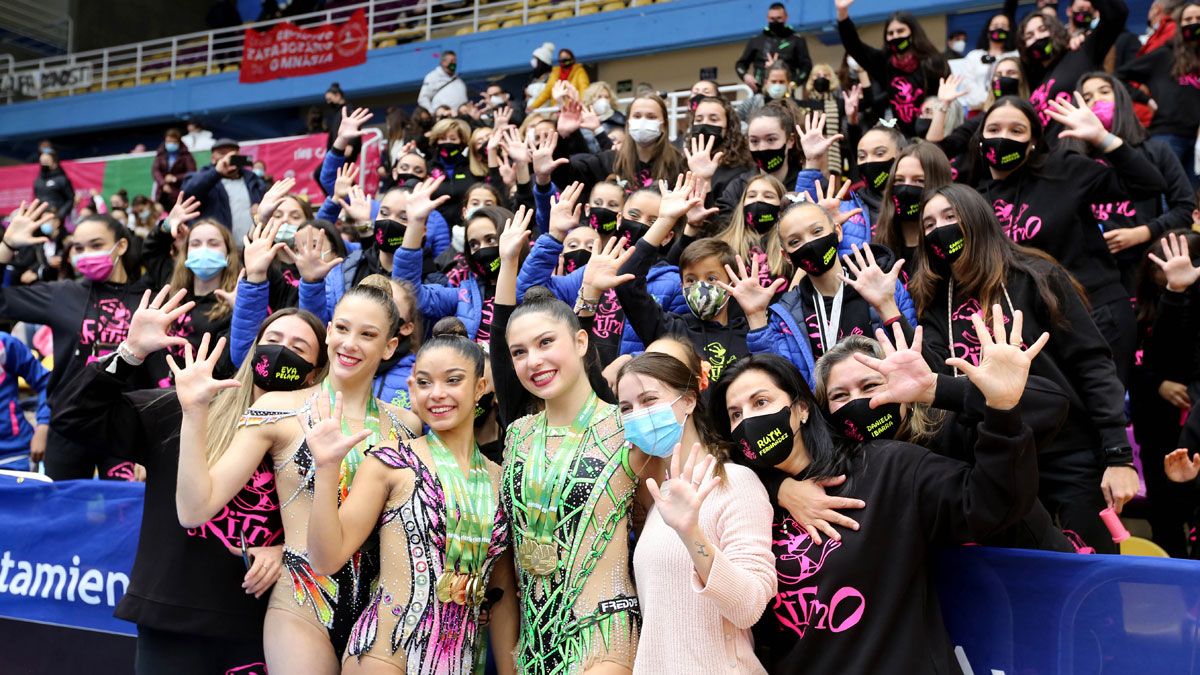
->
[74,247,116,282]
[1090,100,1116,131]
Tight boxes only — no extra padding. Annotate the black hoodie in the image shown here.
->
[1117,47,1200,139]
[32,165,75,222]
[617,239,750,384]
[977,145,1166,308]
[735,24,813,85]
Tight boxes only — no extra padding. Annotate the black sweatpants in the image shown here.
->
[136,625,266,675]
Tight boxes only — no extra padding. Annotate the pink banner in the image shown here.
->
[0,161,106,217]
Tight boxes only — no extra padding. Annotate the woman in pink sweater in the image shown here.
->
[616,351,777,674]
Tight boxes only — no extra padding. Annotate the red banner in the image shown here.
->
[239,9,368,84]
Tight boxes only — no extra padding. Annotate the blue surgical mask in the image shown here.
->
[622,396,686,458]
[39,222,54,236]
[253,168,265,178]
[165,142,180,153]
[275,223,299,247]
[184,248,228,280]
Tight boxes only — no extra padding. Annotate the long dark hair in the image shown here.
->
[974,12,1017,51]
[1071,72,1147,149]
[687,96,753,169]
[908,184,1083,328]
[710,354,849,482]
[874,141,954,253]
[961,96,1049,186]
[1135,229,1200,328]
[1017,11,1069,71]
[883,12,949,80]
[507,287,614,405]
[77,214,140,282]
[748,102,802,173]
[1173,3,1200,80]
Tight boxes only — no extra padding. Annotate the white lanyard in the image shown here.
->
[813,282,845,354]
[946,280,1017,377]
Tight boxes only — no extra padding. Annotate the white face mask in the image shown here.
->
[489,95,506,107]
[451,224,466,253]
[766,83,788,99]
[592,98,612,116]
[949,40,966,53]
[627,118,662,145]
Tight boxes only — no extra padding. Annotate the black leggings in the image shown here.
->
[136,625,265,675]
[1039,448,1116,554]
[1090,296,1136,387]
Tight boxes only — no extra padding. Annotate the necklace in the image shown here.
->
[322,378,381,501]
[517,393,600,576]
[427,431,495,606]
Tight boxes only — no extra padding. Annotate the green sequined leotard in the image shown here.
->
[500,402,639,675]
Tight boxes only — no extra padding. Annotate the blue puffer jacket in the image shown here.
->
[0,333,50,458]
[374,352,416,410]
[230,278,271,366]
[756,267,919,387]
[393,246,488,340]
[795,169,872,253]
[516,233,688,354]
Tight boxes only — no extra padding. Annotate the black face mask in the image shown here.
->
[924,222,965,275]
[744,201,781,235]
[980,136,1029,171]
[562,249,592,274]
[1182,23,1200,43]
[468,245,501,281]
[732,405,797,469]
[393,172,420,186]
[892,184,924,220]
[751,146,788,173]
[692,124,725,148]
[560,59,574,68]
[617,220,651,245]
[251,345,315,392]
[374,219,406,253]
[829,399,902,443]
[789,232,840,276]
[914,117,933,138]
[811,76,831,94]
[886,35,913,55]
[1071,11,1094,28]
[587,207,620,236]
[767,21,789,37]
[992,76,1020,98]
[989,28,1010,43]
[474,392,495,428]
[437,143,465,164]
[858,159,894,193]
[1030,36,1057,64]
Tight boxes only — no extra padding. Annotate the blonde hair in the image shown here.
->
[582,81,616,107]
[168,218,240,324]
[720,175,789,278]
[468,127,492,178]
[426,118,471,146]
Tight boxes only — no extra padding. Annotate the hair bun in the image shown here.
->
[432,317,469,338]
[522,286,558,304]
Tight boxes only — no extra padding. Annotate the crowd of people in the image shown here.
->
[2,0,1200,672]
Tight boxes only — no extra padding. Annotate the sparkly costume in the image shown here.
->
[345,442,510,672]
[501,402,640,674]
[244,398,416,656]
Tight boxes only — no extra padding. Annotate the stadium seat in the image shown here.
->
[579,5,599,15]
[549,9,572,20]
[527,13,548,23]
[601,1,625,10]
[479,21,500,31]
[377,38,398,48]
[222,64,239,73]
[501,18,521,28]
[454,26,473,36]
[153,74,169,84]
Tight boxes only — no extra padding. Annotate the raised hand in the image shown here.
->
[335,107,374,148]
[797,111,844,160]
[1164,449,1200,483]
[293,226,343,283]
[719,254,785,318]
[580,105,601,131]
[531,131,568,183]
[3,200,52,249]
[492,105,512,130]
[852,323,938,407]
[945,306,1049,411]
[937,74,968,105]
[1148,232,1200,292]
[501,126,531,165]
[843,84,863,123]
[811,175,862,227]
[256,176,296,224]
[685,178,719,226]
[307,391,372,470]
[405,175,450,224]
[645,444,721,537]
[835,0,855,20]
[557,97,583,138]
[126,287,197,360]
[548,181,585,241]
[242,219,287,283]
[777,475,866,544]
[166,194,202,240]
[1047,92,1111,147]
[657,173,703,223]
[335,184,372,225]
[839,243,903,314]
[582,236,637,293]
[499,204,533,261]
[685,134,724,181]
[213,270,243,306]
[167,334,239,412]
[332,162,360,204]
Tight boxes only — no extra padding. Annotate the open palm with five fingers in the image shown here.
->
[307,391,372,470]
[167,334,240,412]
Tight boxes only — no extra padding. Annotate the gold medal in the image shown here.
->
[472,575,486,605]
[435,571,454,603]
[517,539,538,573]
[531,543,557,576]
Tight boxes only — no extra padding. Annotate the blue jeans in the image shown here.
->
[1152,133,1198,188]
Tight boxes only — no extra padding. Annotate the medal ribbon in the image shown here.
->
[322,378,381,501]
[426,431,495,576]
[520,393,600,547]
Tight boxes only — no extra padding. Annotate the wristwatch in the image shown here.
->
[1103,445,1134,467]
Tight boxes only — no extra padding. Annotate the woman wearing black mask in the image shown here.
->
[911,183,1139,554]
[717,103,801,225]
[426,118,475,226]
[712,175,788,283]
[926,57,1027,161]
[684,95,753,212]
[54,291,327,674]
[713,324,1041,673]
[1016,0,1126,136]
[874,141,954,266]
[791,63,851,177]
[1118,1,1200,186]
[967,95,1166,383]
[397,176,525,345]
[835,0,950,138]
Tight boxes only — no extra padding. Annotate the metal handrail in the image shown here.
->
[3,0,659,103]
